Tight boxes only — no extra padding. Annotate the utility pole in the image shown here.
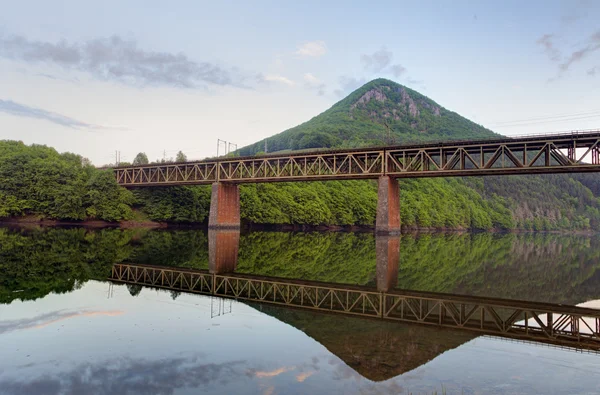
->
[264,140,268,154]
[217,139,227,157]
[217,139,237,157]
[384,122,392,145]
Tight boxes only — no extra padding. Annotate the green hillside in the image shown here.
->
[239,78,500,155]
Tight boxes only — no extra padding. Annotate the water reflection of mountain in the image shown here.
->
[3,227,600,306]
[247,302,476,381]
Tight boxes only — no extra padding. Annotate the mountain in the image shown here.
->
[239,78,501,155]
[230,79,600,231]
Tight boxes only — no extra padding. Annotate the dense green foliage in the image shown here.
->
[133,186,211,223]
[478,175,600,230]
[240,181,377,225]
[176,151,187,162]
[132,152,149,165]
[0,141,134,221]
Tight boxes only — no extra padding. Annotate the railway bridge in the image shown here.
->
[112,131,600,233]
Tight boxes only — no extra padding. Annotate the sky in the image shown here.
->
[1,0,599,165]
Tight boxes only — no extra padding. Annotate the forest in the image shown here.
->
[0,140,133,221]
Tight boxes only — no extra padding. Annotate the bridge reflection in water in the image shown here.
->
[109,230,600,353]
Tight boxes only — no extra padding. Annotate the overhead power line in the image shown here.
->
[487,110,600,128]
[489,109,600,126]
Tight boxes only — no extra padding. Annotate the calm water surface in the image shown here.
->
[1,227,600,394]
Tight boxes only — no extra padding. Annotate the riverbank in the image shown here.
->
[0,216,596,235]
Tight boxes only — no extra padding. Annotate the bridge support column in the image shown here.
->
[209,183,240,229]
[376,235,399,292]
[209,229,240,274]
[376,176,400,235]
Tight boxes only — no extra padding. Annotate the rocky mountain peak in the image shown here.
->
[348,80,441,124]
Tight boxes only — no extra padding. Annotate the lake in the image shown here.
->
[1,227,600,394]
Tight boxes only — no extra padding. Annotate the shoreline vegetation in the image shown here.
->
[1,138,600,233]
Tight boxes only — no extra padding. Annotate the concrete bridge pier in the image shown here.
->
[208,182,240,229]
[376,176,401,235]
[376,235,400,292]
[208,229,240,274]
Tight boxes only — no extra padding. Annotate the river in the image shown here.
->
[1,227,599,394]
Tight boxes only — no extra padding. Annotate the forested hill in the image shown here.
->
[230,79,600,231]
[238,78,501,155]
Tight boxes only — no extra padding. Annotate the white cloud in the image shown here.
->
[303,73,321,85]
[0,98,126,131]
[264,74,296,86]
[390,64,406,77]
[0,34,240,89]
[361,47,393,72]
[360,47,407,79]
[295,41,327,58]
[334,76,366,97]
[303,73,326,96]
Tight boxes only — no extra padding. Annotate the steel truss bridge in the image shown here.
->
[112,131,600,186]
[110,263,600,351]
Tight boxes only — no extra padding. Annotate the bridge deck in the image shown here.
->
[111,131,600,185]
[110,263,600,351]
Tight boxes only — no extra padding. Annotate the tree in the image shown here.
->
[133,152,149,165]
[176,151,187,162]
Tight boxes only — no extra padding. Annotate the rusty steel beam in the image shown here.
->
[109,263,600,351]
[111,131,600,186]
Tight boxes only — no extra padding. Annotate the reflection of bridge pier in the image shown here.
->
[208,230,240,274]
[376,235,399,292]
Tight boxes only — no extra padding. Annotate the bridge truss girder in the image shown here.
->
[112,132,600,186]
